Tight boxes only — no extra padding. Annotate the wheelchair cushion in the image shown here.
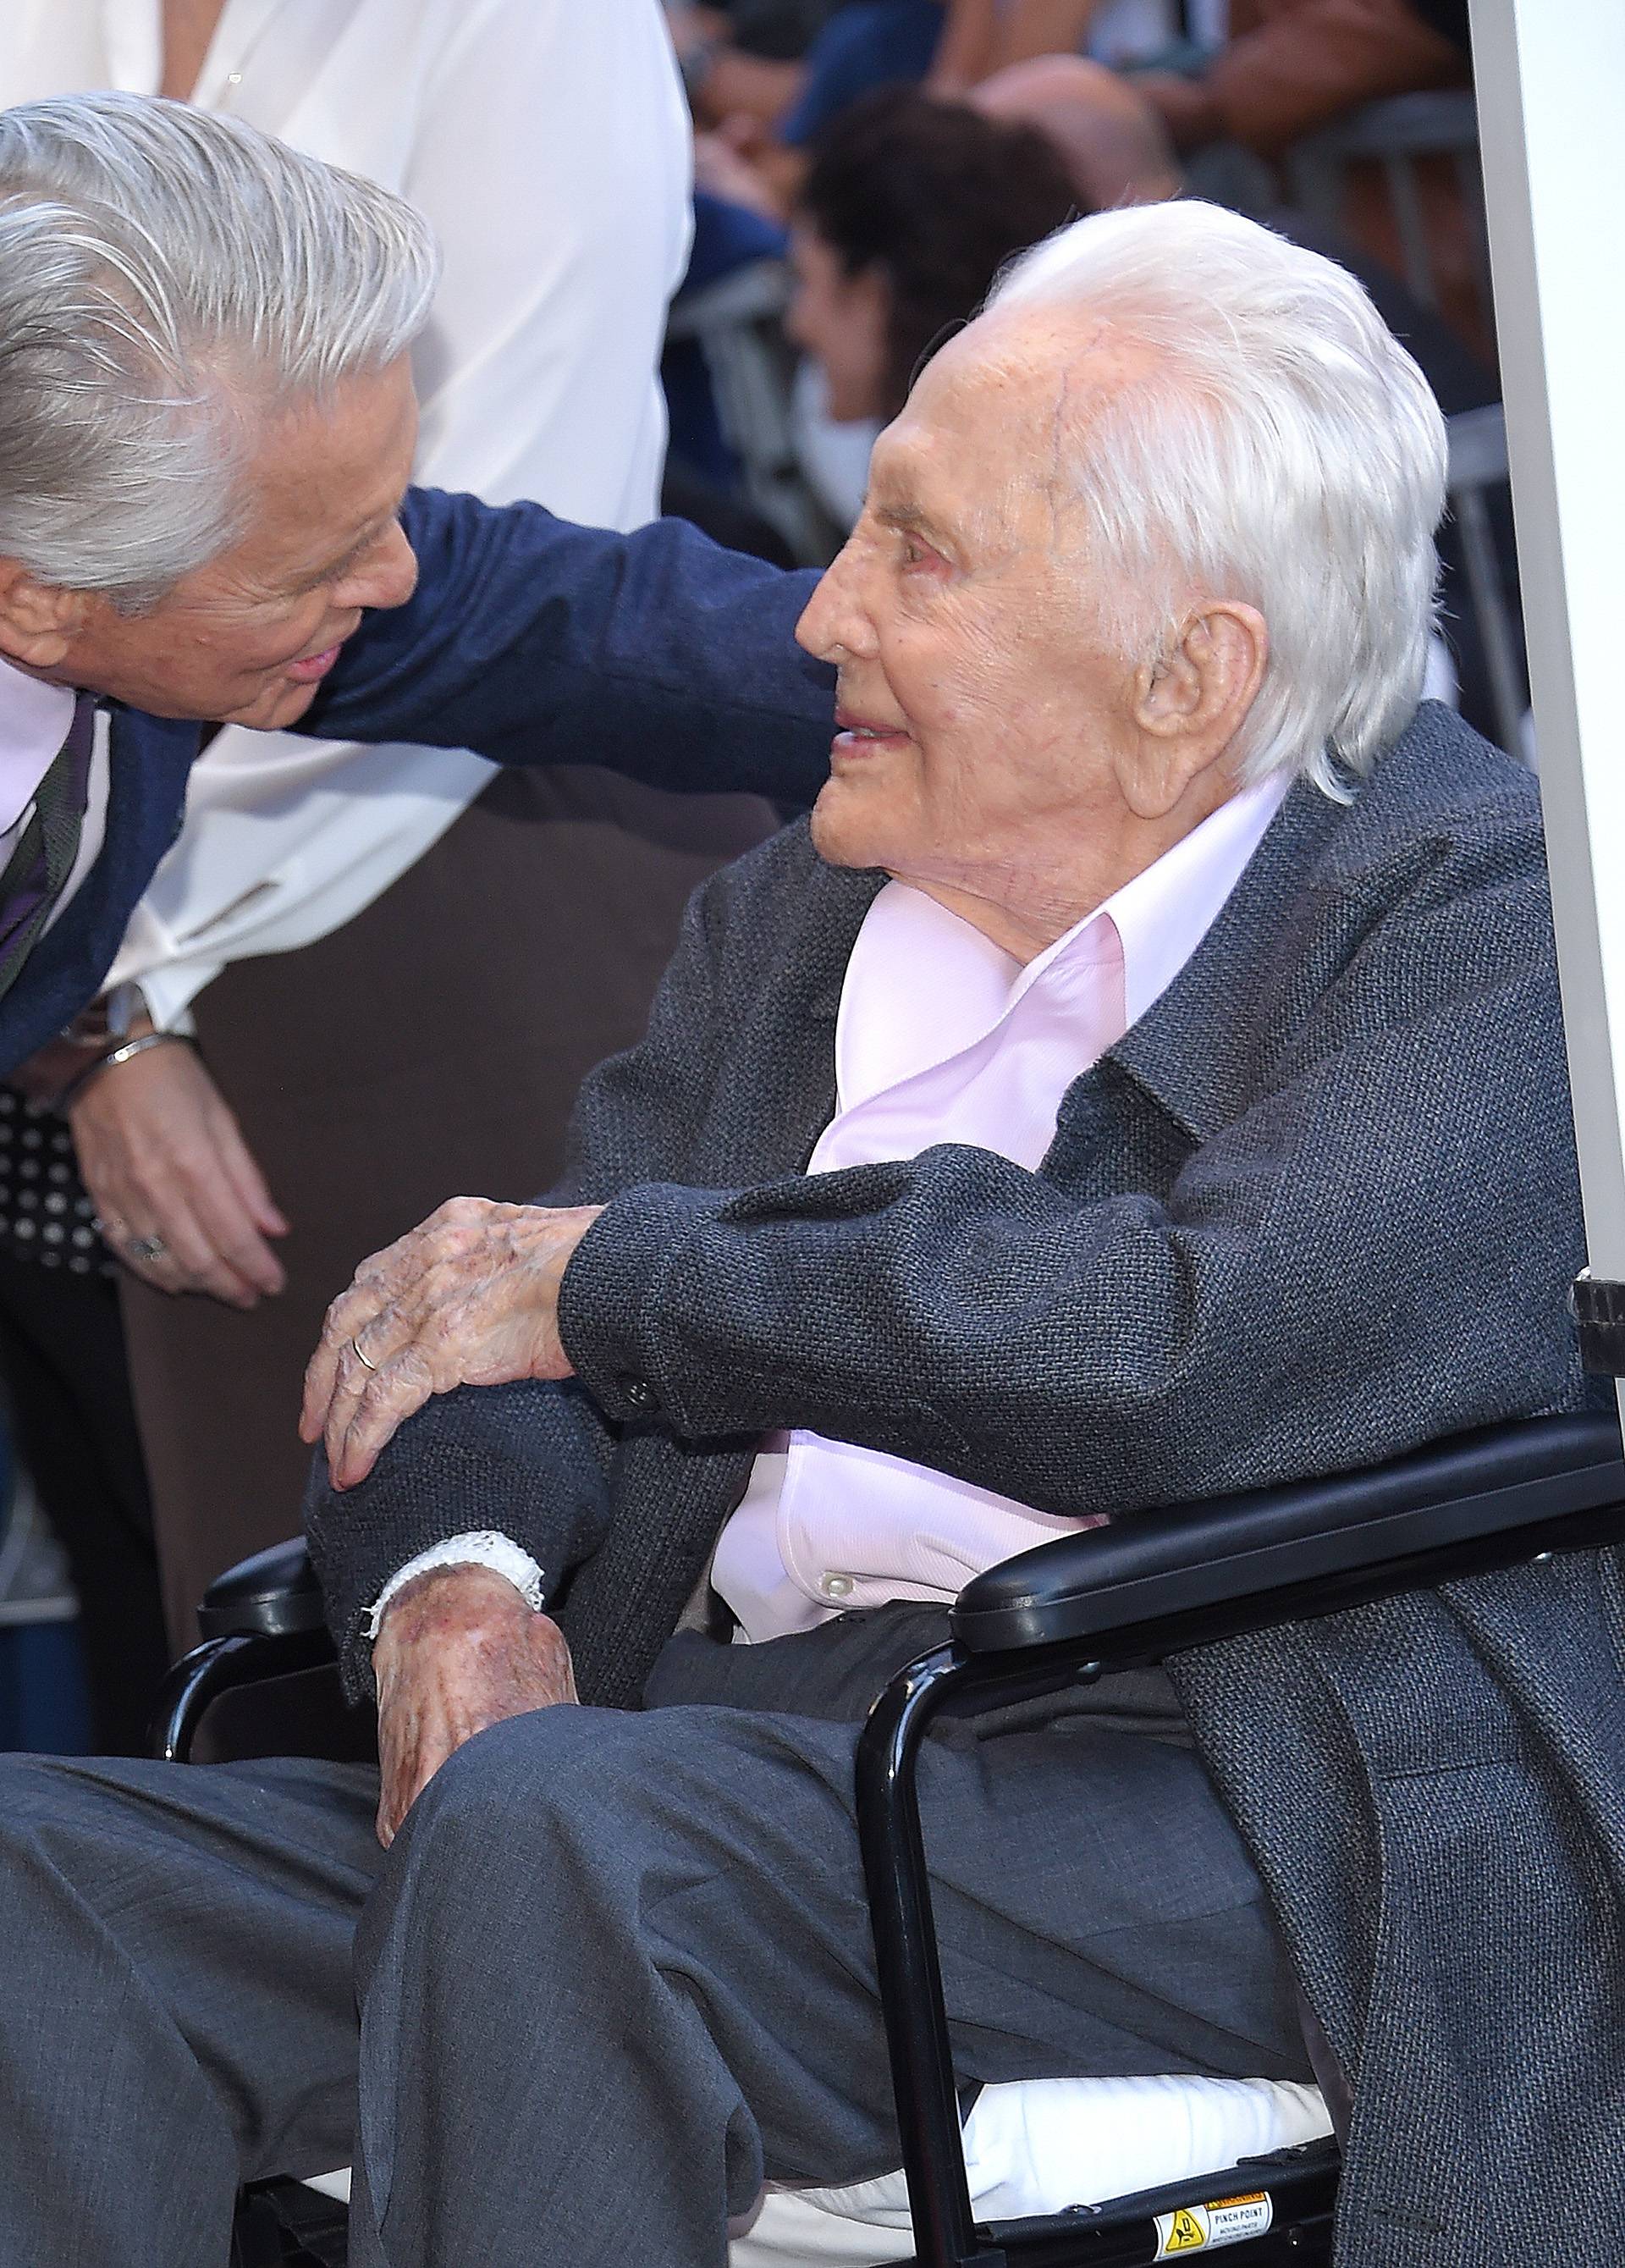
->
[736,2072,1330,2262]
[799,2072,1330,2227]
[306,2072,1330,2261]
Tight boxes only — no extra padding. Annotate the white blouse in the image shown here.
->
[0,0,693,1026]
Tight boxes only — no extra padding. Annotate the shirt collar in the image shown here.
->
[1078,770,1293,1030]
[0,655,78,836]
[943,767,1294,1030]
[837,769,1293,1111]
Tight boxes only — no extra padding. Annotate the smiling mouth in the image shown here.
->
[285,643,344,686]
[833,708,909,752]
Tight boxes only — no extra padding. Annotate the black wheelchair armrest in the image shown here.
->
[151,1539,337,1764]
[197,1537,327,1640]
[950,1411,1625,1662]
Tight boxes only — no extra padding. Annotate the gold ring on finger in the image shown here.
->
[351,1338,379,1372]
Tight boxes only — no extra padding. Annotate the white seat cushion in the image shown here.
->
[306,2072,1330,2265]
[729,2074,1331,2265]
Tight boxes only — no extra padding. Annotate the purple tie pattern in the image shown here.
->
[0,691,97,1002]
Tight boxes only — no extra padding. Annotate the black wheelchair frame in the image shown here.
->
[156,1410,1625,2268]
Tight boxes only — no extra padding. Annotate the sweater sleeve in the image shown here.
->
[305,488,834,810]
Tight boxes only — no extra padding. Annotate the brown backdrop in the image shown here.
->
[120,765,780,1651]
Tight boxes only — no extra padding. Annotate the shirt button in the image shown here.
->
[621,1377,657,1413]
[818,1572,856,1601]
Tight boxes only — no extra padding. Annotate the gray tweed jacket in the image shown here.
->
[308,700,1623,2265]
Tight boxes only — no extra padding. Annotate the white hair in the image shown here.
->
[0,92,440,611]
[987,200,1447,794]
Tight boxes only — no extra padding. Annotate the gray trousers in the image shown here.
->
[0,1608,1308,2267]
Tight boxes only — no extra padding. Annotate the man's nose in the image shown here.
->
[349,519,419,613]
[795,536,876,663]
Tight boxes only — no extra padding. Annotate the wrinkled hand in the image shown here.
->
[372,1564,578,1846]
[66,1029,289,1308]
[300,1195,603,1490]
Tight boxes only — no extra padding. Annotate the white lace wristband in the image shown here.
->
[365,1531,547,1642]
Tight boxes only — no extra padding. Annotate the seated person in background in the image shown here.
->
[773,88,1077,519]
[683,86,1072,538]
[0,201,1592,2266]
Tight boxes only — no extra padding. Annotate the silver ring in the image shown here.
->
[127,1233,168,1265]
[350,1338,379,1372]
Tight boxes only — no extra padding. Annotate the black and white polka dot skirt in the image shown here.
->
[0,1089,112,1276]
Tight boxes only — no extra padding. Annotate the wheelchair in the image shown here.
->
[156,1410,1625,2268]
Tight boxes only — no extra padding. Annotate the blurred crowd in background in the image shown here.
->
[0,0,1517,1758]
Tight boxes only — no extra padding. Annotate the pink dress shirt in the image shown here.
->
[711,773,1292,1643]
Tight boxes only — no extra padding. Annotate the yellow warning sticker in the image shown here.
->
[1152,2191,1274,2257]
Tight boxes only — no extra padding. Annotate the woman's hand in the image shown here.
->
[66,1030,289,1307]
[300,1195,603,1488]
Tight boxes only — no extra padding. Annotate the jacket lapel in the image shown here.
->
[0,704,197,1069]
[763,775,1354,1192]
[1105,773,1352,1142]
[744,856,884,1183]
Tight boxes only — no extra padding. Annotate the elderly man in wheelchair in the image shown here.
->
[3,196,1622,2268]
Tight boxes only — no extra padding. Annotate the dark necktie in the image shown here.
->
[0,692,97,1005]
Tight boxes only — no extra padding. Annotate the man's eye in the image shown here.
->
[901,535,942,571]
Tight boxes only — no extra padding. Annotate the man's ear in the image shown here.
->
[1124,600,1269,815]
[0,558,91,672]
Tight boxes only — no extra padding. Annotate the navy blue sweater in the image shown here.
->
[0,487,831,1076]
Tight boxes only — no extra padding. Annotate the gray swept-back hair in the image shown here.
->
[0,91,440,611]
[987,200,1447,794]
